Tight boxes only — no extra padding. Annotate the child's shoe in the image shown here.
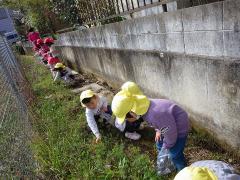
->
[125,131,141,140]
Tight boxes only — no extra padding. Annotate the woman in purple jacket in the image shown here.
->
[112,81,189,171]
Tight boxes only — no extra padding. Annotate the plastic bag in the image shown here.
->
[157,148,175,175]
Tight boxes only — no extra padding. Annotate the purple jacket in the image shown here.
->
[142,99,189,149]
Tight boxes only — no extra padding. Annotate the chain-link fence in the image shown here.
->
[0,35,36,178]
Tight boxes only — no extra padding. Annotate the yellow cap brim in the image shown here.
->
[81,102,86,107]
[80,92,95,107]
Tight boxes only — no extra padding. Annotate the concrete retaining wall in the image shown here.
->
[55,45,240,154]
[56,0,240,58]
[53,0,240,153]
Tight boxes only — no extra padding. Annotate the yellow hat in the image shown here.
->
[111,91,134,123]
[111,82,150,124]
[54,63,65,69]
[121,81,143,95]
[174,167,218,180]
[80,90,95,107]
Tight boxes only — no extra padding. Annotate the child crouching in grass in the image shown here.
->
[53,63,75,84]
[111,81,189,172]
[80,90,143,142]
[80,90,112,143]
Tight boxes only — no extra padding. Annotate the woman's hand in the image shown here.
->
[155,131,161,142]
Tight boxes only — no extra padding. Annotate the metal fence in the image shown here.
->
[75,0,172,25]
[0,35,36,178]
[75,0,223,25]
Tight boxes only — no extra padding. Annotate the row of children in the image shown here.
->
[27,28,239,179]
[27,27,75,84]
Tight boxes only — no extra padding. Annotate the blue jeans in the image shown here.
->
[156,136,187,171]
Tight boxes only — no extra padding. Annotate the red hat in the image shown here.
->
[44,37,54,44]
[36,38,43,45]
[47,56,60,65]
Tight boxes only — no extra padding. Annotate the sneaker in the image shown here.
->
[125,131,141,140]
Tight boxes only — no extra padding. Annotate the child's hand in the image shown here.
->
[155,131,161,142]
[96,136,101,143]
[101,106,108,112]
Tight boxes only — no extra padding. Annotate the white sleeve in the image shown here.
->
[53,72,60,82]
[115,119,126,132]
[66,67,72,75]
[101,96,108,108]
[86,110,100,138]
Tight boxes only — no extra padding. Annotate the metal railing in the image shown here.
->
[77,0,174,25]
[78,0,223,24]
[0,35,36,178]
[56,0,223,34]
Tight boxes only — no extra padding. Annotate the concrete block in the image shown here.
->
[223,31,240,57]
[184,31,224,56]
[155,10,183,33]
[167,1,177,12]
[223,0,240,31]
[114,20,133,35]
[131,16,158,34]
[166,32,184,53]
[145,6,163,16]
[182,2,223,31]
[138,34,166,51]
[116,34,139,49]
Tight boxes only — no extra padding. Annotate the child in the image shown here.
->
[44,37,54,47]
[111,81,189,171]
[80,90,143,142]
[42,53,49,65]
[115,113,143,140]
[44,37,59,58]
[53,63,75,84]
[27,27,40,46]
[47,56,60,78]
[36,39,50,57]
[80,90,112,143]
[174,160,240,180]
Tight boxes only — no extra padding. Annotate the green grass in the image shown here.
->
[19,55,240,179]
[20,56,162,179]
